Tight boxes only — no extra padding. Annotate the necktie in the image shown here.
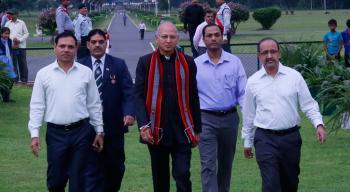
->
[94,59,103,100]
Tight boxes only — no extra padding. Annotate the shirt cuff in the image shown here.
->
[94,125,104,133]
[30,129,39,138]
[313,119,324,129]
[244,138,253,148]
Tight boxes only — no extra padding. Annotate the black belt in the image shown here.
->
[47,118,87,131]
[258,125,300,135]
[201,107,237,116]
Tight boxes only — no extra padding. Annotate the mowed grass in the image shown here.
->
[0,86,350,191]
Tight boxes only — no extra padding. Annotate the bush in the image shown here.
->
[227,2,250,34]
[252,7,281,30]
[38,8,56,39]
[0,60,11,92]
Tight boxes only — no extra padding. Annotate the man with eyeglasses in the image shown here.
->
[134,21,202,192]
[242,37,327,192]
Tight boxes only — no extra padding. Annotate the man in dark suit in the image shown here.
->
[134,21,201,192]
[183,0,204,58]
[78,29,135,192]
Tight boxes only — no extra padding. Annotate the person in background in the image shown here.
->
[193,9,215,56]
[323,19,343,61]
[0,27,16,102]
[123,12,127,26]
[139,21,146,40]
[183,0,205,58]
[5,9,29,84]
[242,37,326,192]
[75,4,92,59]
[215,0,232,53]
[341,19,350,67]
[56,0,74,34]
[1,11,10,28]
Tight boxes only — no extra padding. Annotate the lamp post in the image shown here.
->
[167,0,170,16]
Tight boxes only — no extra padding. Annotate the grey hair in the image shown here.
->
[155,21,178,36]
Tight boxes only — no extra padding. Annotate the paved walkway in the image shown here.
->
[26,10,258,82]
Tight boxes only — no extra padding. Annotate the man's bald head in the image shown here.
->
[155,21,178,37]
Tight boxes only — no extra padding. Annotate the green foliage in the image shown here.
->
[227,2,250,34]
[281,42,350,130]
[38,8,56,37]
[252,6,281,30]
[0,61,11,92]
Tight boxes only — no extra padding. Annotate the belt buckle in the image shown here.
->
[64,123,72,131]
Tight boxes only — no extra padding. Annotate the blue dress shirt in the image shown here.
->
[195,50,247,110]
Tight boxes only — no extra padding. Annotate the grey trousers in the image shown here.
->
[199,111,239,192]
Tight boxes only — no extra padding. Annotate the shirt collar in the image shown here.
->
[220,3,227,9]
[202,49,230,65]
[53,60,77,71]
[259,62,286,78]
[91,54,106,66]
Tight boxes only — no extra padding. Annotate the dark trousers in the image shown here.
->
[0,79,14,102]
[345,53,350,67]
[84,134,125,192]
[148,144,192,192]
[199,111,239,192]
[77,36,90,60]
[254,128,302,192]
[140,29,145,40]
[188,26,198,58]
[222,34,232,53]
[12,48,28,82]
[46,120,95,192]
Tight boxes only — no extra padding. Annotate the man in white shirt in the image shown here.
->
[193,9,215,56]
[139,21,146,40]
[242,37,326,192]
[5,9,29,83]
[28,31,104,192]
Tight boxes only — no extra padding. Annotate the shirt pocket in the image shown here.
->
[224,74,236,90]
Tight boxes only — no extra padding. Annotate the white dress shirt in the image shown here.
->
[242,63,323,148]
[217,3,231,40]
[139,23,146,30]
[91,54,106,77]
[5,19,29,48]
[28,61,103,138]
[193,21,208,51]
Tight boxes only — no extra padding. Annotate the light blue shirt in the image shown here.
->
[195,50,247,110]
[74,13,92,42]
[55,6,74,33]
[323,31,343,55]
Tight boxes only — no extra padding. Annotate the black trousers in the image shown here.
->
[84,134,125,192]
[12,48,28,82]
[345,53,350,67]
[140,29,145,40]
[254,128,302,192]
[148,144,192,192]
[46,120,95,192]
[188,26,198,58]
[77,36,90,60]
[222,33,232,53]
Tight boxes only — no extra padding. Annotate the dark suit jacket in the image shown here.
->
[134,52,202,145]
[78,54,134,136]
[0,38,12,56]
[183,3,204,32]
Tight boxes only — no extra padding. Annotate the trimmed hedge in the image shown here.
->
[252,7,281,30]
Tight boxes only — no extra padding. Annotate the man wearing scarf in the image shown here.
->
[135,21,202,192]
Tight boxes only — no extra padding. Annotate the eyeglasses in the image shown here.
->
[259,49,279,56]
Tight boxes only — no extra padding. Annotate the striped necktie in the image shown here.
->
[94,59,103,100]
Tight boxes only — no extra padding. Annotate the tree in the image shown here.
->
[252,6,281,30]
[227,2,250,34]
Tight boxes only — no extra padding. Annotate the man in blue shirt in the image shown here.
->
[341,19,350,67]
[323,19,343,61]
[56,0,74,34]
[195,23,247,192]
[75,4,92,59]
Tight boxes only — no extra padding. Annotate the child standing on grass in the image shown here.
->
[323,19,343,61]
[341,19,350,67]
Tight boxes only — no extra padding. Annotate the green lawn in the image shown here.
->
[0,86,349,191]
